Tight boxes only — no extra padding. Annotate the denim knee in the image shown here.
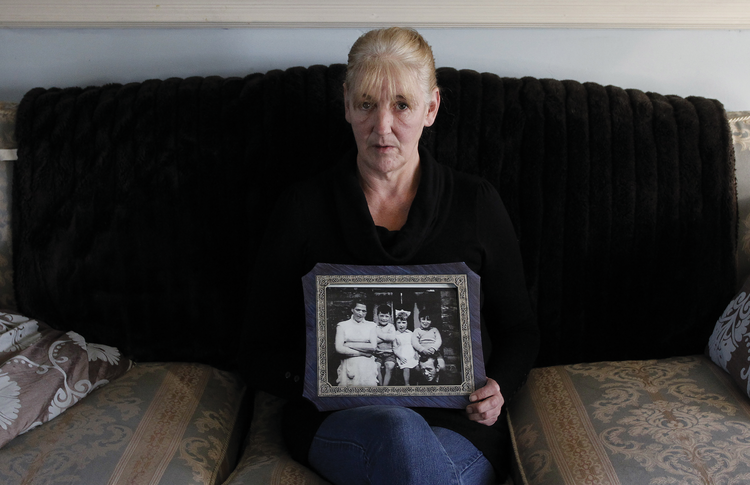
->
[315,406,428,452]
[310,406,461,485]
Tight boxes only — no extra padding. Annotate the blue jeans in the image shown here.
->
[308,406,497,485]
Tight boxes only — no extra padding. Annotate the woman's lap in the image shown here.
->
[308,405,496,485]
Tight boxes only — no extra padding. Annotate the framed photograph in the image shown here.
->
[302,262,486,412]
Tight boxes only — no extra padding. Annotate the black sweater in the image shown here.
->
[241,148,539,473]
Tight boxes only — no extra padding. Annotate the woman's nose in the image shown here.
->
[374,108,393,134]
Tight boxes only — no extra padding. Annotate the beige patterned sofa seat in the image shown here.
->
[0,362,248,485]
[510,356,750,484]
[508,112,750,485]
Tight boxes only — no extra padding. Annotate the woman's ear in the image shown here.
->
[424,87,440,127]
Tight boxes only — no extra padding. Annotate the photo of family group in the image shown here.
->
[324,284,465,389]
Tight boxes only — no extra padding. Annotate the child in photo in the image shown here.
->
[412,309,445,370]
[374,305,397,386]
[392,310,418,385]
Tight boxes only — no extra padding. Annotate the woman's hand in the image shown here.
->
[466,378,504,426]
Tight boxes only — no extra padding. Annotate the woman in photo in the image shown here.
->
[334,301,378,387]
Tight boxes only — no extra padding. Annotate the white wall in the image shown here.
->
[0,28,747,111]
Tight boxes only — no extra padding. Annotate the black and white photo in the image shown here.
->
[302,262,485,411]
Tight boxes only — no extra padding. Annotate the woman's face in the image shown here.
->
[351,303,367,322]
[345,76,439,177]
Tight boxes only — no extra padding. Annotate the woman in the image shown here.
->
[242,27,539,484]
[335,301,378,387]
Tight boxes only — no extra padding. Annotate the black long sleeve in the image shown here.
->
[239,148,539,472]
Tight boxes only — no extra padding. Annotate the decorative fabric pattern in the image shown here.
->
[707,274,750,399]
[0,309,132,448]
[223,391,331,485]
[509,355,750,485]
[0,362,247,485]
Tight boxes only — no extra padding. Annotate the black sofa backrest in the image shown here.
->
[13,64,737,370]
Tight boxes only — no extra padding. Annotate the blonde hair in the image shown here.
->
[345,27,437,107]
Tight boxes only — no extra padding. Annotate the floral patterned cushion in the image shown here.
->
[707,274,750,397]
[508,355,750,485]
[0,309,132,448]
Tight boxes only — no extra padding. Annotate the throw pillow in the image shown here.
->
[707,275,750,397]
[0,309,132,448]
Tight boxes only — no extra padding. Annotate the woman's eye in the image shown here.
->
[396,102,409,111]
[361,102,372,110]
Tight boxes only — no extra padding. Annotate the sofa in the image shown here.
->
[0,64,748,484]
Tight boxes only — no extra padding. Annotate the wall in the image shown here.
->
[0,28,747,111]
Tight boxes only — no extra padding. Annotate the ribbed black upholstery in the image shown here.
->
[13,65,736,369]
